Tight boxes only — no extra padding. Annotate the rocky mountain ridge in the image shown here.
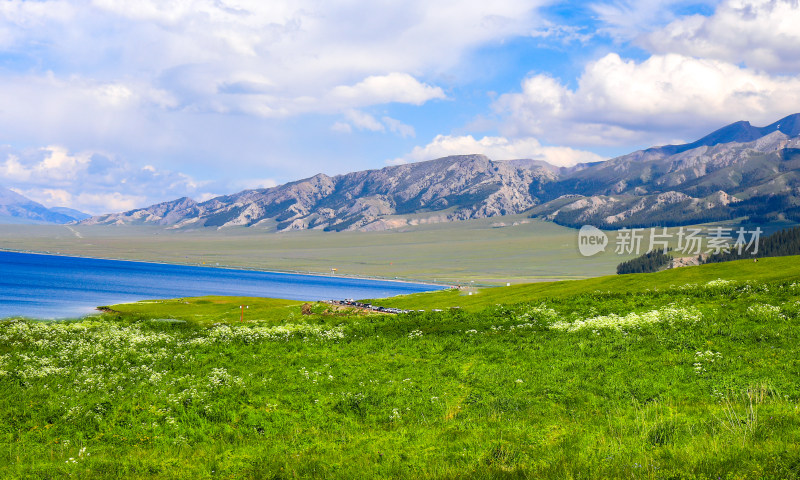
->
[81,113,800,231]
[83,155,557,231]
[538,128,800,228]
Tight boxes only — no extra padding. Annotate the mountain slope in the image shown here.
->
[83,155,557,231]
[49,207,91,221]
[646,113,800,157]
[82,113,800,231]
[537,127,800,228]
[0,186,85,224]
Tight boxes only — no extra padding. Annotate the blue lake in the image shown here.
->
[0,251,445,319]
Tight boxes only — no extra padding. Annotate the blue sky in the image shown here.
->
[2,0,800,214]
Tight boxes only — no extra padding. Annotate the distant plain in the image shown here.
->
[0,216,633,285]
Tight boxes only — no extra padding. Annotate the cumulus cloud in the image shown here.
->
[332,110,416,138]
[230,178,278,191]
[330,122,353,134]
[381,117,416,138]
[530,22,593,44]
[643,0,800,74]
[391,135,604,166]
[343,110,386,133]
[493,52,800,146]
[589,0,718,40]
[0,73,180,156]
[0,0,553,185]
[14,188,147,213]
[0,146,212,214]
[328,73,445,108]
[0,0,542,122]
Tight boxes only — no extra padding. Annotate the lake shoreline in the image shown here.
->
[0,247,456,288]
[0,251,447,320]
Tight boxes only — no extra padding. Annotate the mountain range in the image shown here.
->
[0,186,89,224]
[62,113,800,230]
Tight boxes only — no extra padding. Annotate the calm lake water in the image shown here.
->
[0,251,444,319]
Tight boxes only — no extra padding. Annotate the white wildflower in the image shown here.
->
[551,305,702,332]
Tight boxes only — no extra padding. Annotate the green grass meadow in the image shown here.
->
[2,257,800,478]
[372,255,800,310]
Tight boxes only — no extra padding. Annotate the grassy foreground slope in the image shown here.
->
[2,260,800,478]
[372,255,800,310]
[105,296,305,326]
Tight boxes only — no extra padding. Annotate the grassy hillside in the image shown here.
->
[2,260,800,478]
[370,255,800,310]
[105,296,305,326]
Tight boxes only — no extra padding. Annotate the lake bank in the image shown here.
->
[0,251,446,319]
[0,220,625,284]
[0,247,454,288]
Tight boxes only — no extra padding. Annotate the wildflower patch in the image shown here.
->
[550,306,702,332]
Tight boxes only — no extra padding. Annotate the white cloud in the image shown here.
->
[382,117,416,138]
[0,155,30,182]
[589,0,718,40]
[332,110,416,138]
[643,0,800,74]
[0,146,207,213]
[0,144,289,214]
[0,0,552,182]
[328,73,445,108]
[1,146,89,185]
[231,178,278,191]
[0,0,542,122]
[530,22,593,43]
[330,122,352,134]
[392,134,604,166]
[0,73,180,156]
[196,192,221,203]
[344,110,386,133]
[494,52,800,146]
[17,188,146,213]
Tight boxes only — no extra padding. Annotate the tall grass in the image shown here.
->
[2,275,800,478]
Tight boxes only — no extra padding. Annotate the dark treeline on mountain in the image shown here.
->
[733,194,800,224]
[704,226,800,264]
[547,193,800,231]
[617,249,672,275]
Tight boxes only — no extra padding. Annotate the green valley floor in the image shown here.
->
[2,256,800,478]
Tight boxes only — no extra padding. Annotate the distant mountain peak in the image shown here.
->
[79,113,800,231]
[49,207,91,221]
[82,154,556,230]
[649,112,800,157]
[771,112,800,136]
[0,185,88,224]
